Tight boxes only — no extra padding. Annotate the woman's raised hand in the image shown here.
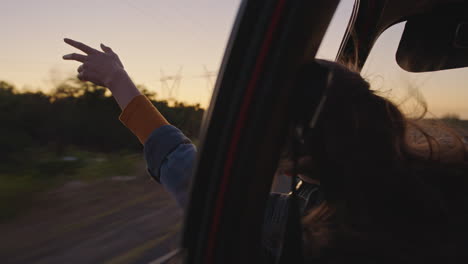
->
[62,38,125,88]
[62,38,141,109]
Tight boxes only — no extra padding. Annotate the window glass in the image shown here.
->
[316,0,355,61]
[0,1,240,263]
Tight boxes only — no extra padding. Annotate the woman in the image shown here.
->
[290,60,468,263]
[63,38,468,263]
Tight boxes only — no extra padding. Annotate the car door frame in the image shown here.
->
[182,0,342,263]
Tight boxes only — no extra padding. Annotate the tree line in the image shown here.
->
[0,79,204,166]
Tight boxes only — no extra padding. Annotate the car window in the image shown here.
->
[363,22,468,135]
[316,0,356,61]
[0,1,240,263]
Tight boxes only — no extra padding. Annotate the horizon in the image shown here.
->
[2,0,468,118]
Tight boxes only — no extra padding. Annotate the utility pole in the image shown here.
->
[160,66,183,104]
[198,65,217,92]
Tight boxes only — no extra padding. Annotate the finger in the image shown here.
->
[100,43,113,54]
[64,38,99,54]
[63,53,87,63]
[77,64,85,73]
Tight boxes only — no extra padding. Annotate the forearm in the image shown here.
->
[119,95,170,144]
[112,73,195,208]
[62,39,195,207]
[108,69,142,110]
[119,95,195,208]
[109,69,169,144]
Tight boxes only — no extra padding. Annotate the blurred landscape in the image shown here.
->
[2,77,468,263]
[0,79,203,263]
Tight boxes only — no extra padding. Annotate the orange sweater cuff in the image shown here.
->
[119,95,169,144]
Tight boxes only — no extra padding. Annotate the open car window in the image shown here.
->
[363,22,468,127]
[0,1,240,263]
[316,0,356,61]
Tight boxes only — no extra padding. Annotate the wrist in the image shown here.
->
[105,67,128,89]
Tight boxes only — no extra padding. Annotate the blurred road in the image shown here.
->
[0,165,182,264]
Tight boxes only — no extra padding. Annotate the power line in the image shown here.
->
[192,65,217,92]
[160,66,183,103]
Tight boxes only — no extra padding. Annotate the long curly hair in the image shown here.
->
[292,60,468,263]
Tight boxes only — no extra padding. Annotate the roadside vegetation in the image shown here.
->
[0,79,203,221]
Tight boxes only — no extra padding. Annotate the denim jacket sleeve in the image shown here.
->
[144,124,197,208]
[142,125,322,261]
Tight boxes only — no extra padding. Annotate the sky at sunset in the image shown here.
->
[2,0,468,117]
[1,0,242,107]
[363,22,468,119]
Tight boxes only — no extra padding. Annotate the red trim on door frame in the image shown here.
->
[204,0,287,263]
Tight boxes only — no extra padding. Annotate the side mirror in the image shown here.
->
[396,4,468,72]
